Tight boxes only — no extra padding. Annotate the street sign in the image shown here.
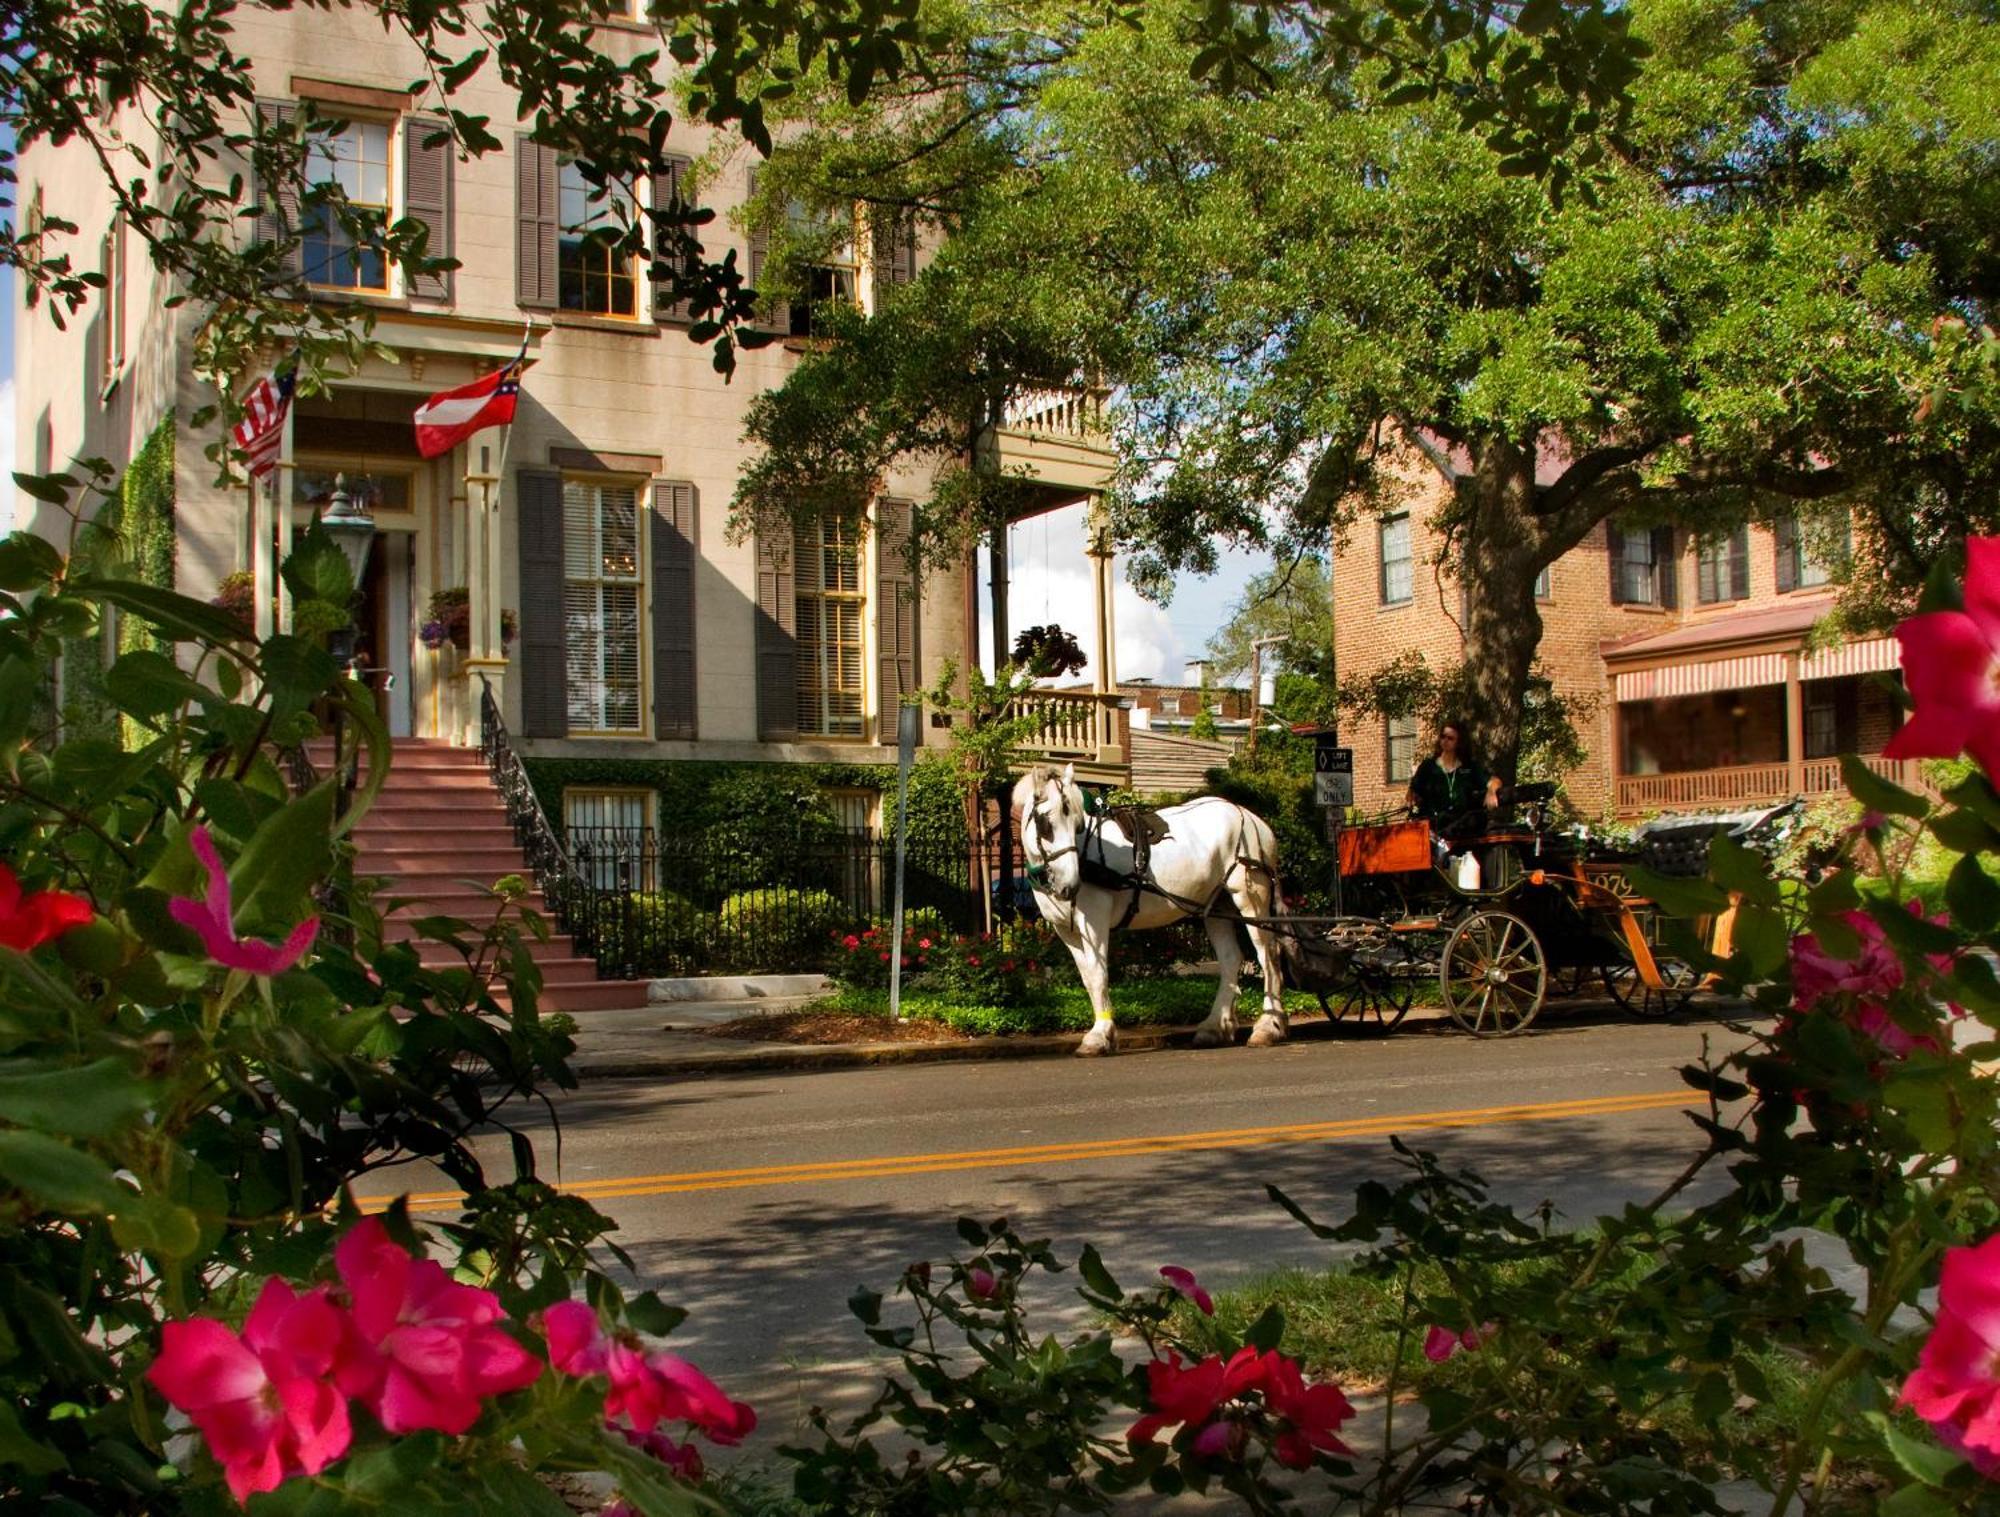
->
[1325,808,1347,844]
[1313,740,1353,775]
[1314,771,1354,808]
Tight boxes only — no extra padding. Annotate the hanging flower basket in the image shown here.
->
[423,588,517,652]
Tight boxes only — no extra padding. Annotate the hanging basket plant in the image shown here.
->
[1012,623,1087,679]
[422,588,517,651]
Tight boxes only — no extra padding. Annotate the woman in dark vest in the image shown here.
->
[1405,720,1502,843]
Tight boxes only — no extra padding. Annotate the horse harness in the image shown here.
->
[1036,797,1278,931]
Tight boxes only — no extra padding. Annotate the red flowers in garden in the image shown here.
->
[169,824,319,975]
[1901,1233,2000,1474]
[149,1219,544,1502]
[1159,1264,1215,1315]
[148,1279,355,1501]
[1788,905,1960,1058]
[541,1300,755,1469]
[1884,534,2000,776]
[1127,1346,1353,1469]
[0,861,92,951]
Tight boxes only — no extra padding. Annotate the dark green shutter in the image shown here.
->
[652,155,695,322]
[746,168,789,333]
[755,525,798,741]
[875,498,916,743]
[1728,526,1750,600]
[1653,527,1678,609]
[517,469,567,736]
[254,100,303,275]
[651,478,697,739]
[871,208,915,311]
[402,115,453,303]
[516,137,558,309]
[1775,517,1799,592]
[1607,522,1628,605]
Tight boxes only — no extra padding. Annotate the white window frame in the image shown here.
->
[794,513,869,739]
[557,157,643,320]
[1618,527,1660,606]
[562,476,648,735]
[302,116,397,295]
[785,199,860,339]
[1386,713,1418,784]
[1380,515,1413,606]
[564,788,656,890]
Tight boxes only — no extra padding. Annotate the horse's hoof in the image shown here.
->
[1190,1025,1230,1049]
[1076,1028,1117,1057]
[1246,1016,1289,1048]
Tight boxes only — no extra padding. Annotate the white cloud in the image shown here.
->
[983,503,1188,684]
[0,376,14,536]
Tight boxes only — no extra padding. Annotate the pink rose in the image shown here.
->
[1901,1233,2000,1472]
[1159,1265,1215,1316]
[1883,536,2000,776]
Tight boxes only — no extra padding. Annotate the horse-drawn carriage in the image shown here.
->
[1275,796,1707,1038]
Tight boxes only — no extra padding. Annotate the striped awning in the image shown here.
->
[1613,637,1901,704]
[1801,636,1900,681]
[1613,653,1788,704]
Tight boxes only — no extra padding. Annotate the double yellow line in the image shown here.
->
[358,1088,1690,1215]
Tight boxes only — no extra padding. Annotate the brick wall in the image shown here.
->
[1329,440,1867,819]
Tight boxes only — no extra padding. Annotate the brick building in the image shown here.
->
[1330,440,1911,819]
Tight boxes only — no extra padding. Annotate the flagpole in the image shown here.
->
[275,377,297,634]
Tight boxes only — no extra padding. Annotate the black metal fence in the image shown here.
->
[566,827,998,978]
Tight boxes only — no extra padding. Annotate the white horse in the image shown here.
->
[1012,763,1289,1056]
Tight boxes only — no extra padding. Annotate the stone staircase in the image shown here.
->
[309,738,643,1014]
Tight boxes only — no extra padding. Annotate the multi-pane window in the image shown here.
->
[1379,515,1412,605]
[1386,713,1418,784]
[1157,696,1181,717]
[1617,527,1659,605]
[563,480,644,732]
[1798,535,1838,589]
[564,788,654,888]
[795,515,866,738]
[1805,698,1840,760]
[1697,527,1750,603]
[1533,563,1552,599]
[558,159,638,317]
[787,201,858,339]
[303,120,392,290]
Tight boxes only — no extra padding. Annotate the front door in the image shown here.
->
[295,465,421,740]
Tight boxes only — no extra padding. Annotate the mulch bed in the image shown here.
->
[702,1010,974,1045]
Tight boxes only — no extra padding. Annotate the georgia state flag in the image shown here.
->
[412,352,527,460]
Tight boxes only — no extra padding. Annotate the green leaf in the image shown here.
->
[1078,1243,1122,1300]
[0,532,63,591]
[0,1131,126,1215]
[229,784,335,937]
[110,1194,203,1259]
[80,578,249,646]
[260,635,338,715]
[1731,904,1790,981]
[11,471,76,506]
[1930,807,2000,856]
[1946,855,2000,932]
[1843,754,1929,819]
[1868,1412,1967,1487]
[1625,867,1730,917]
[1881,1071,1956,1152]
[1242,1303,1286,1352]
[280,528,354,609]
[1707,834,1778,907]
[849,1286,883,1325]
[104,649,209,719]
[0,1402,64,1476]
[1881,1484,1962,1517]
[0,1057,150,1137]
[1514,0,1563,34]
[1869,898,1961,958]
[624,1290,688,1337]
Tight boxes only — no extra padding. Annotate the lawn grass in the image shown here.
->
[1173,1258,1813,1465]
[810,978,1339,1036]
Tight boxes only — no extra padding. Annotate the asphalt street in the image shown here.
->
[360,1009,1764,1478]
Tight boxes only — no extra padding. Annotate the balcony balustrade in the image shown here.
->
[1615,752,1917,815]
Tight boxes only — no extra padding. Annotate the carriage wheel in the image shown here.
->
[1441,910,1546,1038]
[1602,957,1700,1020]
[1321,962,1416,1035]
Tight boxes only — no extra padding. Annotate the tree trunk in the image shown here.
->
[1456,445,1547,787]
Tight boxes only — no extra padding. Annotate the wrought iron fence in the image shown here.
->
[566,825,996,978]
[477,674,595,955]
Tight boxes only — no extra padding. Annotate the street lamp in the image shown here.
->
[321,474,377,595]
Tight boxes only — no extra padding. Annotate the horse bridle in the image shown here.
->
[1024,784,1082,899]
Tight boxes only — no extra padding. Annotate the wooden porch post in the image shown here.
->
[1086,497,1120,760]
[1784,651,1806,798]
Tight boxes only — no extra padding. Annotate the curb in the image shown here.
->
[570,1026,1195,1080]
[646,973,830,1003]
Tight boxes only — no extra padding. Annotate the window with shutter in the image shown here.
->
[1385,714,1418,784]
[786,200,858,339]
[516,469,567,737]
[516,138,559,309]
[99,214,126,387]
[1613,526,1658,605]
[1697,527,1750,603]
[302,119,393,291]
[253,101,304,276]
[650,478,697,739]
[755,527,798,741]
[871,207,916,311]
[557,159,639,317]
[874,497,915,743]
[1774,517,1799,592]
[563,479,646,733]
[652,155,698,322]
[795,515,867,738]
[401,114,453,302]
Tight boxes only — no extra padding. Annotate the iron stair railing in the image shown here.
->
[475,674,600,965]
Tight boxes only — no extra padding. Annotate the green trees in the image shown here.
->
[732,0,2000,779]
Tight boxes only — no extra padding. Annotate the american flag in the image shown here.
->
[231,368,296,483]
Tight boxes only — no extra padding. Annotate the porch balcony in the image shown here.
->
[1007,688,1129,786]
[974,387,1116,499]
[1615,752,1919,816]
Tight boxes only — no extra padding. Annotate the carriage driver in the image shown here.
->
[1405,721,1503,860]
